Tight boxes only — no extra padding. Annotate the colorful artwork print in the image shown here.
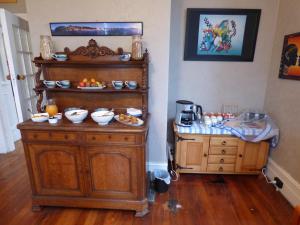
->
[197,15,246,56]
[50,22,143,36]
[280,35,300,80]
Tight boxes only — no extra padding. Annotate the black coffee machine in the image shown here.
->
[175,100,203,126]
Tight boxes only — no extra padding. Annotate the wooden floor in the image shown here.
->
[0,142,293,225]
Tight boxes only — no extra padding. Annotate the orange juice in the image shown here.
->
[45,99,58,117]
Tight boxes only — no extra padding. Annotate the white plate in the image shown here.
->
[77,85,106,90]
[114,115,144,126]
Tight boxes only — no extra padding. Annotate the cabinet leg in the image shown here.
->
[32,205,42,212]
[135,208,149,217]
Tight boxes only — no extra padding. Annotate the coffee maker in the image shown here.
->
[175,100,203,126]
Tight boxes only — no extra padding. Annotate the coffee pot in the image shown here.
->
[175,100,203,126]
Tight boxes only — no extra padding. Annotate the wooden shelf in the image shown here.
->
[33,59,146,67]
[34,87,148,93]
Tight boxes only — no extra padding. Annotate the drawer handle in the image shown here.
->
[33,134,38,138]
[219,167,224,172]
[220,159,224,163]
[239,154,243,158]
[124,137,128,141]
[221,149,226,154]
[64,135,68,140]
[221,141,227,145]
[204,153,207,157]
[92,136,96,140]
[108,135,112,139]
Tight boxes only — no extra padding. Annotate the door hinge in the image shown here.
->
[176,164,193,170]
[176,136,195,142]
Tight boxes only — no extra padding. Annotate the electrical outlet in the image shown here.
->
[274,177,283,189]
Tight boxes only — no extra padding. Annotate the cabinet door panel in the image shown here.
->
[85,146,139,200]
[236,141,269,173]
[28,144,85,196]
[177,135,209,172]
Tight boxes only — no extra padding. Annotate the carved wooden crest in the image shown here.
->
[64,39,123,58]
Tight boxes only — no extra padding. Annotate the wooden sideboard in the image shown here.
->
[17,40,149,217]
[174,125,269,174]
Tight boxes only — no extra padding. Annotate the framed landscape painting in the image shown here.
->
[184,8,261,61]
[279,32,300,80]
[50,22,143,36]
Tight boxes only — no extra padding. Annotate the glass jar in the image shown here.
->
[40,35,54,60]
[131,35,143,60]
[45,99,58,117]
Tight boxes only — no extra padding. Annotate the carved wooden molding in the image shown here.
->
[63,39,123,58]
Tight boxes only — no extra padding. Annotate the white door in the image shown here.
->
[0,9,36,122]
[0,21,20,153]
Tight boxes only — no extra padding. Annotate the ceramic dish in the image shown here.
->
[48,117,58,124]
[114,114,144,126]
[77,85,106,90]
[91,111,114,125]
[65,109,88,124]
[31,113,49,122]
[126,108,142,117]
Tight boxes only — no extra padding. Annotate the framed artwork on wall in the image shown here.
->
[49,22,143,36]
[184,8,261,61]
[279,32,300,80]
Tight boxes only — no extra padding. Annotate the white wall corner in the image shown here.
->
[266,158,300,207]
[146,162,168,172]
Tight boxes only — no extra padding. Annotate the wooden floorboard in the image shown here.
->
[0,141,293,225]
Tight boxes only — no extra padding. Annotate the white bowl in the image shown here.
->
[65,109,88,124]
[48,117,58,124]
[91,111,114,125]
[31,113,49,122]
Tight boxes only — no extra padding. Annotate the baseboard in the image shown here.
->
[266,158,300,207]
[146,162,168,172]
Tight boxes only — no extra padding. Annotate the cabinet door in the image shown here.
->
[235,141,269,173]
[85,146,141,200]
[28,144,85,196]
[176,135,209,173]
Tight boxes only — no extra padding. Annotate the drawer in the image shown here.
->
[210,137,238,147]
[86,133,137,145]
[207,164,235,173]
[208,155,236,164]
[26,131,77,142]
[209,146,238,155]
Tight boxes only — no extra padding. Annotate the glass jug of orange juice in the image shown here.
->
[45,99,58,117]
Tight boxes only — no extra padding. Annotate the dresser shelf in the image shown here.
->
[34,87,149,93]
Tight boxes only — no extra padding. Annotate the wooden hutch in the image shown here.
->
[17,40,149,217]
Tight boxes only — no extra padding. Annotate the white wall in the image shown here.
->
[264,0,300,183]
[26,0,172,166]
[168,0,280,124]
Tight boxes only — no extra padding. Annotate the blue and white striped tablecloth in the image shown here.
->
[175,121,264,136]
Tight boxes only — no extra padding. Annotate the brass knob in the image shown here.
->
[17,74,26,80]
[6,75,11,80]
[219,167,224,172]
[221,141,227,146]
[221,149,226,154]
[220,159,224,163]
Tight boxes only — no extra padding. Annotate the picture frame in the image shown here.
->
[279,32,300,80]
[50,22,143,36]
[184,8,261,61]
